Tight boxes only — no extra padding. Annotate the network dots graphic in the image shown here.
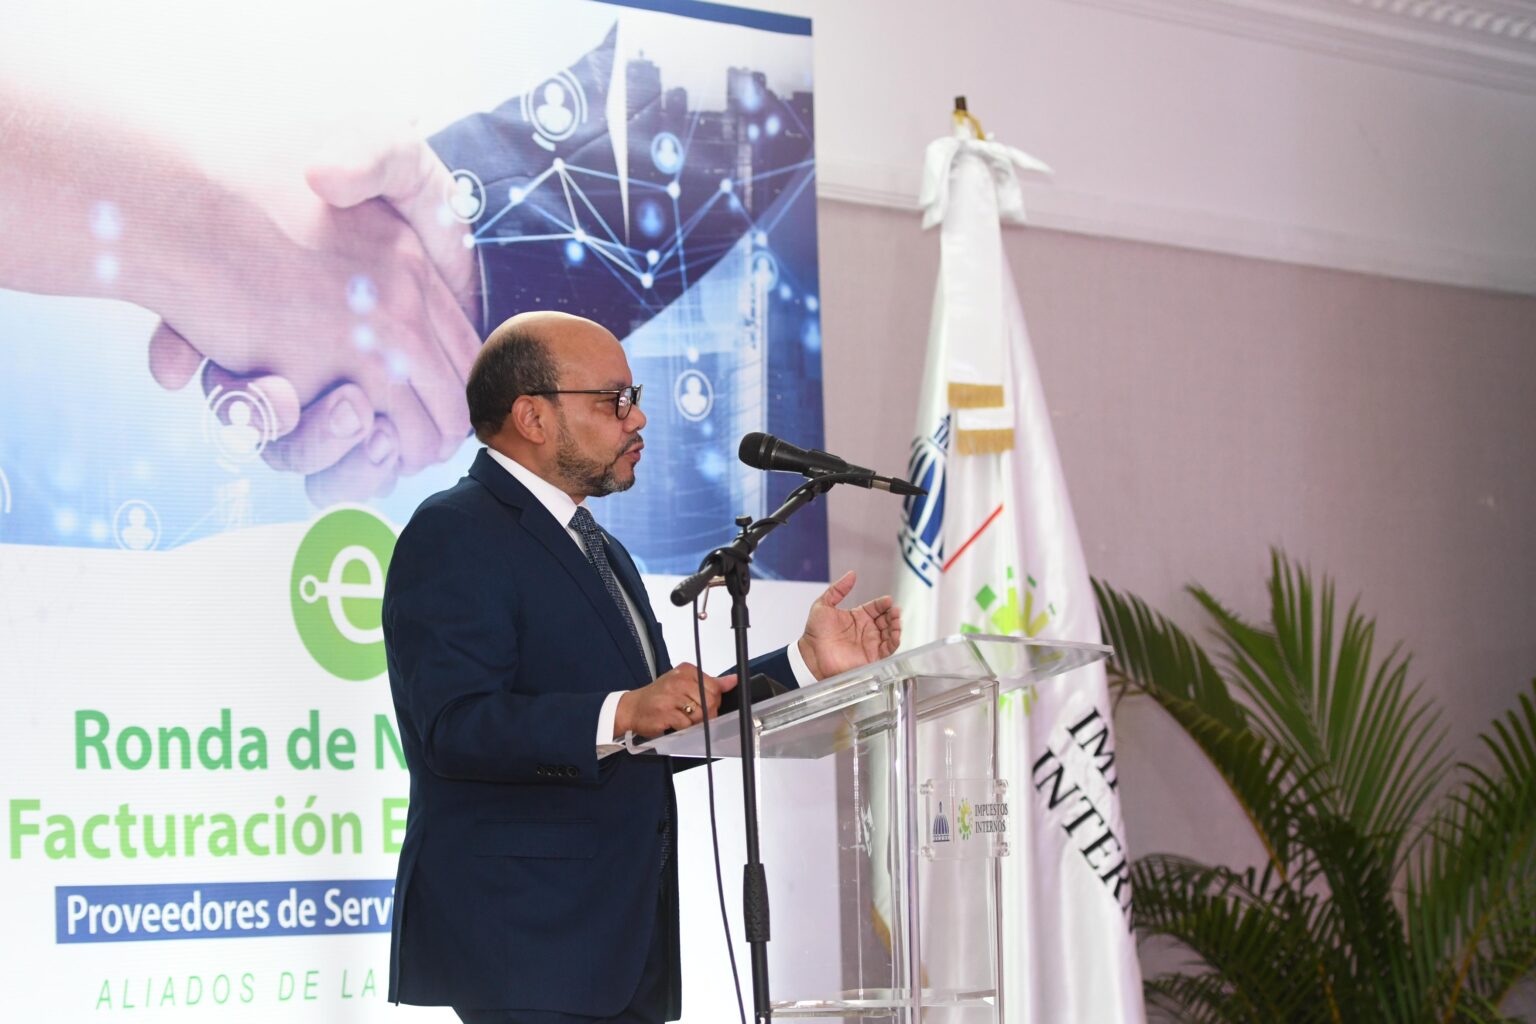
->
[0,29,827,583]
[113,499,161,552]
[521,71,589,151]
[203,384,279,467]
[447,169,486,222]
[752,251,780,289]
[674,369,714,422]
[458,136,815,315]
[415,27,823,335]
[411,35,829,579]
[346,274,378,315]
[95,253,119,284]
[90,201,123,241]
[650,132,684,174]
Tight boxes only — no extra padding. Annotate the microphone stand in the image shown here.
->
[671,471,870,1023]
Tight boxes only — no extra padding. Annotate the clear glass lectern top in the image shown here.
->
[628,634,1112,1024]
[630,634,1108,760]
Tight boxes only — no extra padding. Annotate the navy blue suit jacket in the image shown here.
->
[383,449,795,1014]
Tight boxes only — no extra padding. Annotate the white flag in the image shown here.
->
[892,127,1147,1023]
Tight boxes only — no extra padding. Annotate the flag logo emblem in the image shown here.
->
[899,416,949,588]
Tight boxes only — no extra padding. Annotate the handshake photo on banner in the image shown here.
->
[0,14,826,580]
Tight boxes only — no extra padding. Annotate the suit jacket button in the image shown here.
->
[536,766,548,777]
[565,766,579,778]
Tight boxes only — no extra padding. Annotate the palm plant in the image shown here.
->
[1094,552,1536,1023]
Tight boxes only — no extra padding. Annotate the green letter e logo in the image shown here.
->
[291,508,397,680]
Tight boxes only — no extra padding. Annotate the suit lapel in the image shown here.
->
[469,450,653,686]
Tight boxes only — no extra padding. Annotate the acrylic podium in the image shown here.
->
[631,634,1110,1023]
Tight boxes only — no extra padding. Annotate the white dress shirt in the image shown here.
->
[484,448,813,755]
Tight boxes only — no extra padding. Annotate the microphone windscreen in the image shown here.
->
[737,432,775,470]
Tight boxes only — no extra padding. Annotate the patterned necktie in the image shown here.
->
[571,506,672,868]
[569,505,647,666]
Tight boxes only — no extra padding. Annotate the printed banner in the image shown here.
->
[0,1,823,1018]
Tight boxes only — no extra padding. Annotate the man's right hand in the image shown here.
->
[614,663,738,738]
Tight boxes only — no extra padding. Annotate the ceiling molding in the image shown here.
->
[816,165,1536,296]
[1068,0,1536,93]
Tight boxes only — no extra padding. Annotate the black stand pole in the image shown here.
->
[725,550,771,1023]
[671,473,863,1023]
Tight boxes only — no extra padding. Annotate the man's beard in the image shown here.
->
[554,414,638,498]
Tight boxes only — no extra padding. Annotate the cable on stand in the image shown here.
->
[670,470,873,1023]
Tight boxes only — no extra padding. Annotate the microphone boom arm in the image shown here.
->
[670,472,866,607]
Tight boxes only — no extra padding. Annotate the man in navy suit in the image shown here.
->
[383,311,901,1023]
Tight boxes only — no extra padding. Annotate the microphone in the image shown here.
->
[738,432,927,496]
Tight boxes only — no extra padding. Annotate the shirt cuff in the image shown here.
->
[785,638,817,685]
[596,690,627,758]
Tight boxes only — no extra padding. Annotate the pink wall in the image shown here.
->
[814,196,1536,1005]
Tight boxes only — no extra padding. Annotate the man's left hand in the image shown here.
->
[797,571,902,681]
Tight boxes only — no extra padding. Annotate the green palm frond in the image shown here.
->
[1469,881,1536,1021]
[1144,970,1286,1024]
[1159,692,1321,878]
[1097,577,1322,875]
[1285,810,1405,1020]
[1133,854,1335,1022]
[1094,577,1243,730]
[1189,552,1449,864]
[1094,556,1536,1024]
[1403,681,1536,1018]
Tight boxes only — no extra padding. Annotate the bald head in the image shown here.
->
[467,312,619,442]
[467,311,645,500]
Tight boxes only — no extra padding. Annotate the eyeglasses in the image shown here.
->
[527,384,644,420]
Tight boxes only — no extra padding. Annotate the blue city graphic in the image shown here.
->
[0,18,827,581]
